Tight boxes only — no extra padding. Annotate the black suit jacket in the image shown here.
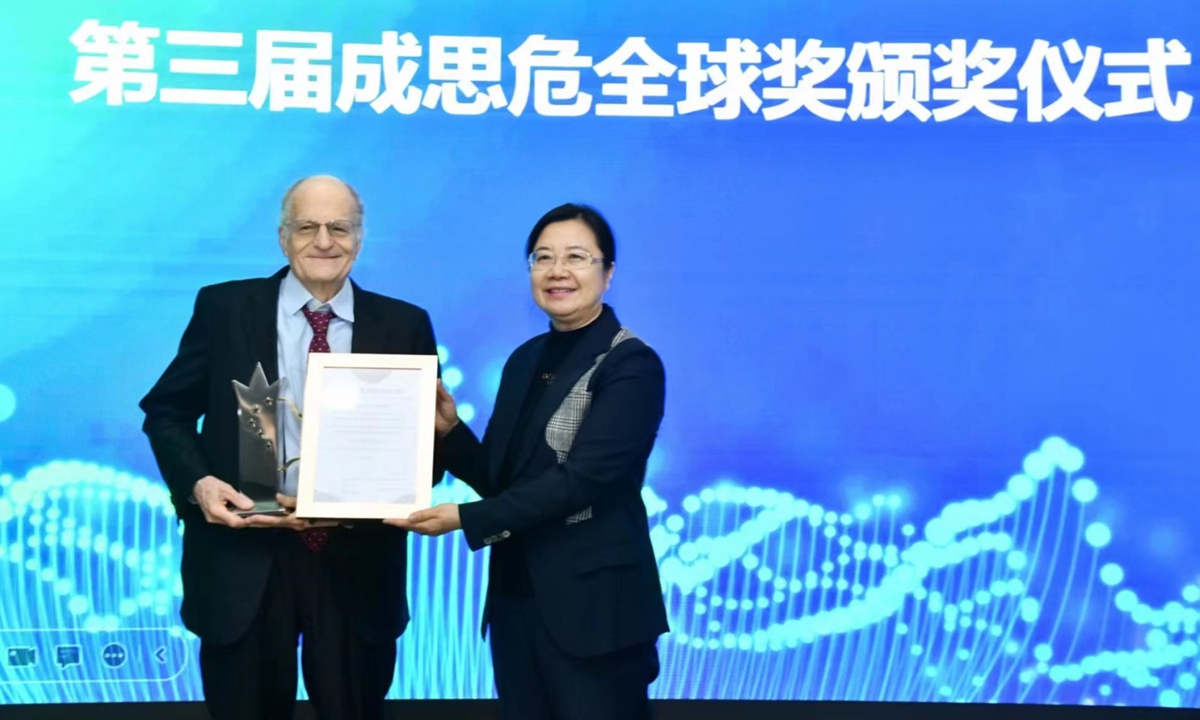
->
[139,267,440,645]
[445,306,670,658]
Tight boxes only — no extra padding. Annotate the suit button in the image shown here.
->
[501,531,511,539]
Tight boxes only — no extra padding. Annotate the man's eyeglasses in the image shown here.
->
[287,220,359,240]
[527,250,604,271]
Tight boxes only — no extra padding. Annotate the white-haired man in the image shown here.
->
[141,175,440,719]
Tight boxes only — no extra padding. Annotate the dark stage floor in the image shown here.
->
[3,701,1197,720]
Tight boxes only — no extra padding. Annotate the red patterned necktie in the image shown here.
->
[299,305,333,552]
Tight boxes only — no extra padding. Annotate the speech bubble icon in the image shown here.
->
[56,645,81,669]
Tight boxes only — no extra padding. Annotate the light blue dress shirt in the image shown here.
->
[276,270,354,495]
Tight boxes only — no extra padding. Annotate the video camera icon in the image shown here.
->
[6,646,37,668]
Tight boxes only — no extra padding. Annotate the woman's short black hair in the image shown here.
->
[525,203,616,269]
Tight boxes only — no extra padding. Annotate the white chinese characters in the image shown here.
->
[338,32,424,114]
[160,30,247,106]
[69,20,159,105]
[68,21,1195,123]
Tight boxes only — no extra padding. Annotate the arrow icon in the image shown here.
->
[153,647,167,664]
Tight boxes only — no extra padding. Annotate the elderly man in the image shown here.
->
[140,175,439,720]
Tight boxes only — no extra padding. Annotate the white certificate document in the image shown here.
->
[295,353,437,519]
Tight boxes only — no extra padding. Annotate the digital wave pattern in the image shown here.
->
[0,436,1197,705]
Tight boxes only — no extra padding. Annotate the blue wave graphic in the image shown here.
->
[0,438,1197,706]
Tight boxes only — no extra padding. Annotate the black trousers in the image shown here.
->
[198,533,397,720]
[489,594,659,720]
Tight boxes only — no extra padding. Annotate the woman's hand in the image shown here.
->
[384,503,462,536]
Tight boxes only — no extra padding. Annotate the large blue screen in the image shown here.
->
[1,0,1198,708]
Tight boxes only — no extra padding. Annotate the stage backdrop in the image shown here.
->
[1,0,1198,709]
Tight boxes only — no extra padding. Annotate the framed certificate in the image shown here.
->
[295,353,438,519]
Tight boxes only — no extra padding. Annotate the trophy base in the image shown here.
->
[234,499,289,517]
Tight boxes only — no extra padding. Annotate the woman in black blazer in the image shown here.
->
[389,203,669,719]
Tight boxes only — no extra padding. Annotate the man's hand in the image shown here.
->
[242,494,340,531]
[193,476,254,528]
[435,380,461,438]
[384,503,462,536]
[192,479,337,531]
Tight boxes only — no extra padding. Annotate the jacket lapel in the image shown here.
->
[240,267,288,384]
[509,308,621,479]
[349,281,390,354]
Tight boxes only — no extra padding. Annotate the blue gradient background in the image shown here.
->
[1,0,1199,708]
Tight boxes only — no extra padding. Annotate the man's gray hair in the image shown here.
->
[278,175,365,233]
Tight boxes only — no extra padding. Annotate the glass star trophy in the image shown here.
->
[231,363,299,517]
